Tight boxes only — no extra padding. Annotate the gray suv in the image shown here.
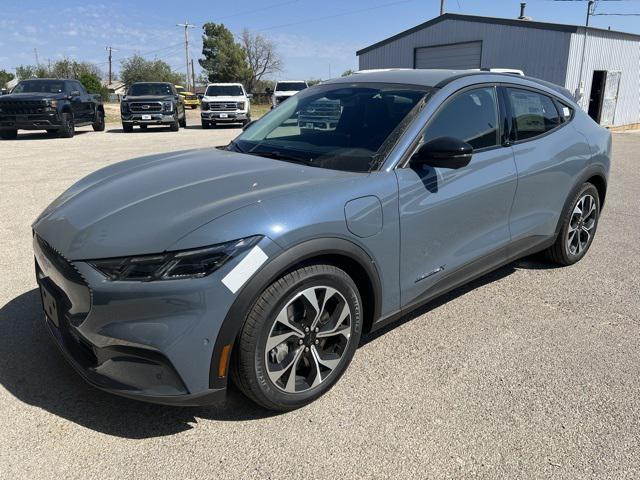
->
[32,70,610,411]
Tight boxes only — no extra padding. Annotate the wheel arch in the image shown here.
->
[208,237,382,390]
[554,165,608,237]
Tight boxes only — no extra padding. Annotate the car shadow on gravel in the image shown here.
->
[0,289,281,439]
[0,256,557,438]
[2,131,91,141]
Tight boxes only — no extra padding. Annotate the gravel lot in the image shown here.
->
[0,120,638,479]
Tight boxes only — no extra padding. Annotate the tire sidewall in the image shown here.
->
[252,268,362,409]
[560,183,600,263]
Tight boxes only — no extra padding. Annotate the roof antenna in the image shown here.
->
[518,2,532,21]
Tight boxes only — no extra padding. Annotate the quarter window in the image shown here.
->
[423,87,499,150]
[507,88,561,140]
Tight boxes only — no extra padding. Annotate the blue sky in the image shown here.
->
[1,0,639,81]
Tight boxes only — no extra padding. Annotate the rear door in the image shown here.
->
[600,71,621,127]
[504,86,590,248]
[396,85,517,307]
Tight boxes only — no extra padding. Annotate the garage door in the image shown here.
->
[414,41,482,70]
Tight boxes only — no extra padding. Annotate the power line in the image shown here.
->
[254,0,419,32]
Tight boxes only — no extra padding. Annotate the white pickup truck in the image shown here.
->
[270,80,308,109]
[200,83,251,128]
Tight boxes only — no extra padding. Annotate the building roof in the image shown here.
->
[357,13,640,56]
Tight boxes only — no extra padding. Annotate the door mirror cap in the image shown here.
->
[410,136,473,169]
[69,90,81,97]
[246,93,253,99]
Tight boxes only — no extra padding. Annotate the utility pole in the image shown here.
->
[34,48,40,66]
[191,58,196,93]
[177,21,197,91]
[106,46,117,85]
[440,0,445,16]
[575,0,594,105]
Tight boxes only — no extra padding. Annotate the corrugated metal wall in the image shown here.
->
[566,29,640,126]
[358,18,572,85]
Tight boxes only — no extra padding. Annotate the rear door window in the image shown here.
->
[507,88,561,141]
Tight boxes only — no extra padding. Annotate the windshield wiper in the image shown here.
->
[228,139,246,153]
[249,150,313,166]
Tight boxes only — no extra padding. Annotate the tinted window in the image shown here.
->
[128,83,173,96]
[275,82,307,92]
[72,81,87,94]
[507,88,561,140]
[205,85,244,96]
[423,87,499,150]
[233,84,430,172]
[12,80,65,94]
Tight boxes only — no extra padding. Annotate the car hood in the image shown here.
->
[202,96,246,102]
[123,95,174,102]
[274,91,299,97]
[0,92,66,101]
[33,148,356,260]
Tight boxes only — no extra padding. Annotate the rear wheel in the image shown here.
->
[545,182,600,265]
[232,264,362,411]
[0,130,18,140]
[58,113,75,138]
[92,109,105,131]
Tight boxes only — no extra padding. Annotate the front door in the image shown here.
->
[396,86,517,307]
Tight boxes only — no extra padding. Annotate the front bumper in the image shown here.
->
[0,112,61,130]
[201,111,248,123]
[32,233,277,406]
[121,113,176,125]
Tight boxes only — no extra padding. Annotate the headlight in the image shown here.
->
[89,236,262,281]
[163,101,173,112]
[237,102,245,110]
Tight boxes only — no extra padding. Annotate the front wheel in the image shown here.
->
[232,264,362,411]
[545,182,600,265]
[58,113,75,138]
[0,130,18,140]
[179,114,187,128]
[92,109,105,131]
[122,123,133,133]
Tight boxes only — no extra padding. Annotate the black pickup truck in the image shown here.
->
[120,82,186,132]
[0,78,105,139]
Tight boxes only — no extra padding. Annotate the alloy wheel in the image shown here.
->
[264,286,352,394]
[567,193,597,256]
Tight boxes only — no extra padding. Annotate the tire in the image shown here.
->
[201,121,210,129]
[0,130,17,140]
[122,124,133,133]
[545,182,600,266]
[232,264,363,411]
[191,105,197,110]
[92,109,105,132]
[179,114,187,128]
[170,119,180,131]
[58,113,75,138]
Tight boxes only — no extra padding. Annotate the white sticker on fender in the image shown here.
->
[222,246,268,293]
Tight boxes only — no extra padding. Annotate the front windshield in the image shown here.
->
[13,80,65,94]
[175,86,185,94]
[205,85,244,97]
[128,83,173,96]
[232,83,431,173]
[275,82,307,92]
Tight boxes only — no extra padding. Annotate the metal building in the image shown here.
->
[357,13,640,128]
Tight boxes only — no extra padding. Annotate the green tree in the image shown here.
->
[16,64,49,79]
[341,69,355,77]
[78,72,109,100]
[199,23,248,83]
[0,70,14,88]
[120,55,185,86]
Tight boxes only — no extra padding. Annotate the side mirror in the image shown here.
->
[70,90,81,97]
[410,136,473,169]
[242,120,256,131]
[246,93,253,99]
